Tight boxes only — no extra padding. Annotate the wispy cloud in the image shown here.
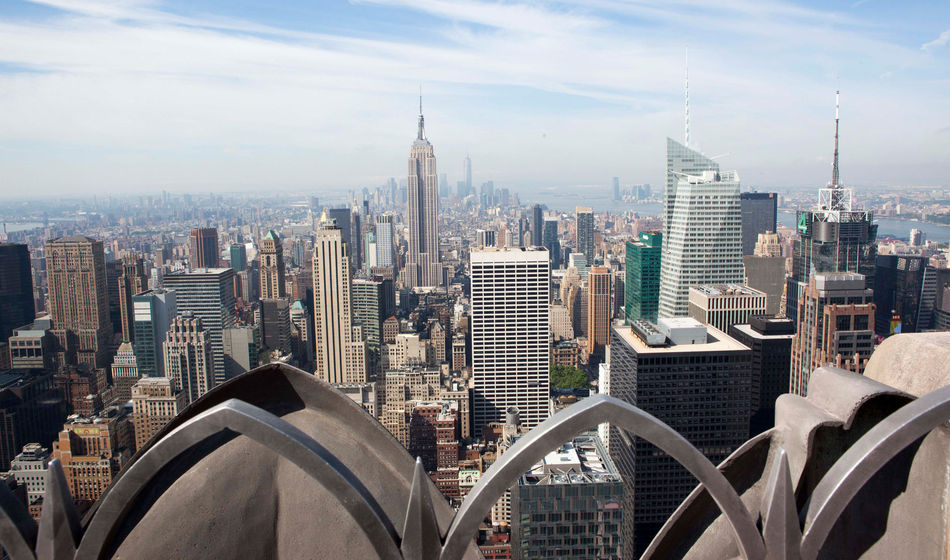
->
[922,29,950,51]
[0,0,947,195]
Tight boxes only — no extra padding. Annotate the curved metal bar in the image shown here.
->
[799,383,950,560]
[440,394,765,560]
[76,398,401,560]
[0,478,37,560]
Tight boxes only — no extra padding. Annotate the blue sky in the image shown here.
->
[0,0,948,197]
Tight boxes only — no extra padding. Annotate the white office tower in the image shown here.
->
[658,139,744,318]
[471,247,551,431]
[374,214,395,269]
[313,212,367,384]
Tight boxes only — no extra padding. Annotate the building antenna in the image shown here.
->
[685,47,690,148]
[831,90,840,188]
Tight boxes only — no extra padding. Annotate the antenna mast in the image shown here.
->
[685,47,690,148]
[831,90,839,188]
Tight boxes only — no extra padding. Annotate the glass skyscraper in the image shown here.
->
[624,231,662,323]
[658,139,743,318]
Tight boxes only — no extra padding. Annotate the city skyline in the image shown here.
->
[0,1,949,197]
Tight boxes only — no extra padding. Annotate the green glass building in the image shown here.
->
[625,231,662,323]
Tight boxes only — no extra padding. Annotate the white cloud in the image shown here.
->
[922,29,950,51]
[0,0,946,196]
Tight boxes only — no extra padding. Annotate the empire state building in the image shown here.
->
[405,99,441,288]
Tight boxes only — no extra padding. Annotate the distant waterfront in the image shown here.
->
[531,193,950,243]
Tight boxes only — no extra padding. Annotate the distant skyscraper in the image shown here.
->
[658,139,743,318]
[0,243,35,342]
[587,266,612,360]
[163,314,214,405]
[612,176,621,201]
[624,232,662,323]
[575,207,594,264]
[132,288,177,378]
[117,254,148,343]
[189,228,219,269]
[464,154,472,197]
[786,93,877,324]
[162,268,236,386]
[790,273,875,396]
[607,317,751,555]
[542,218,561,269]
[475,229,496,248]
[110,342,139,402]
[313,213,367,384]
[351,278,385,374]
[909,228,924,247]
[740,192,777,256]
[405,100,441,288]
[229,244,247,272]
[374,214,395,269]
[530,204,543,247]
[259,230,286,300]
[471,247,550,431]
[46,236,111,368]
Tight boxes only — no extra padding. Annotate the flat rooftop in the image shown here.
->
[520,434,621,486]
[731,323,795,340]
[612,319,749,354]
[691,284,765,297]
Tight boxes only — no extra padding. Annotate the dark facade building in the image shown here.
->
[229,243,247,272]
[0,371,65,471]
[542,218,560,269]
[188,228,219,269]
[729,316,794,437]
[131,289,177,378]
[739,192,777,256]
[873,254,936,337]
[624,232,661,323]
[0,244,35,343]
[576,207,594,264]
[511,433,623,560]
[607,318,751,556]
[530,204,543,247]
[117,254,148,343]
[407,400,460,499]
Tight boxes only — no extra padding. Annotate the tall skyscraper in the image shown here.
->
[46,236,111,368]
[658,139,743,318]
[0,243,35,343]
[542,218,561,269]
[259,230,286,300]
[740,192,777,256]
[786,93,877,324]
[587,266,612,360]
[790,273,875,396]
[471,247,550,431]
[117,254,148,343]
[163,314,214,405]
[530,204,543,247]
[132,288,177,378]
[575,207,594,264]
[312,213,367,384]
[624,231,662,323]
[131,377,185,451]
[260,299,291,356]
[607,317,751,555]
[229,244,247,272]
[162,268,236,385]
[405,100,441,288]
[612,176,621,201]
[189,228,219,269]
[464,154,472,197]
[374,214,395,269]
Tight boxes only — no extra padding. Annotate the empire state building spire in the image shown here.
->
[417,91,425,141]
